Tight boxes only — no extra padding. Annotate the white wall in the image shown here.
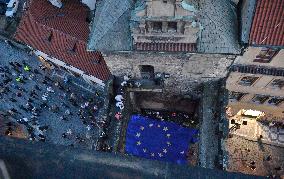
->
[81,0,96,10]
[33,50,105,87]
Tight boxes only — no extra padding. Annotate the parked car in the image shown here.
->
[5,0,19,17]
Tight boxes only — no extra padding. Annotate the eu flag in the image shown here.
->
[125,115,198,164]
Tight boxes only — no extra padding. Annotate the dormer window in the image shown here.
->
[168,22,177,32]
[253,48,279,63]
[269,79,284,89]
[153,22,162,32]
[229,91,247,101]
[71,43,77,53]
[252,95,269,104]
[238,76,259,86]
[47,32,53,42]
[91,58,101,65]
[268,97,284,106]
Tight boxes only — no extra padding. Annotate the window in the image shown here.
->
[47,32,53,42]
[139,65,154,79]
[153,22,162,32]
[238,76,259,86]
[229,91,247,101]
[269,79,284,89]
[267,97,284,106]
[168,22,177,32]
[252,95,269,104]
[92,59,101,64]
[68,43,77,54]
[253,48,279,63]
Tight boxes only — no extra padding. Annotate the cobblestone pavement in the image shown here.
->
[225,136,284,177]
[229,117,284,146]
[0,40,110,150]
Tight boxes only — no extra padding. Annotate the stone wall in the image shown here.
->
[104,52,234,97]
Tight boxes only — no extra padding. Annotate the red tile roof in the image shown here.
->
[249,0,284,46]
[14,0,111,81]
[135,42,197,52]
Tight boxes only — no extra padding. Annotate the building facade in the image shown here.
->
[226,48,284,121]
[105,52,234,96]
[226,0,284,122]
[130,0,200,52]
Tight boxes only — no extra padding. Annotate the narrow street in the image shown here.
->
[199,80,222,169]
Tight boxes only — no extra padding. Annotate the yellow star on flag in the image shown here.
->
[163,127,168,131]
[137,141,141,146]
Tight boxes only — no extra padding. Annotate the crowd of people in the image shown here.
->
[0,60,110,150]
[140,109,198,128]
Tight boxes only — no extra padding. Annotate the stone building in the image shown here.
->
[88,0,240,97]
[104,52,233,96]
[226,0,284,121]
[130,0,200,52]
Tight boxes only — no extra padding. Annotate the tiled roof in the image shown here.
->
[14,0,111,81]
[135,43,197,52]
[249,0,284,46]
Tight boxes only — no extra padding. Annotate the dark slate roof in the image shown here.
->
[87,0,134,51]
[197,0,241,54]
[14,0,111,81]
[88,0,241,54]
[0,136,263,179]
[240,0,257,44]
[249,0,284,47]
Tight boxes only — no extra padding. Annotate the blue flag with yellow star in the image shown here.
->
[125,115,198,164]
